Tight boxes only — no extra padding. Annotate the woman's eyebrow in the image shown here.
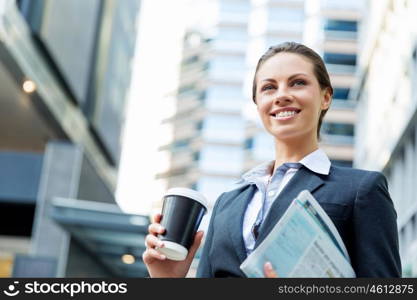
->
[260,73,309,83]
[288,73,308,80]
[261,78,276,83]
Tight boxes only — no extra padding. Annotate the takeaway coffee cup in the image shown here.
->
[156,187,208,261]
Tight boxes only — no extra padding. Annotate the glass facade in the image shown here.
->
[0,0,141,277]
[19,0,102,108]
[89,0,140,166]
[201,115,245,143]
[16,0,139,166]
[323,18,358,40]
[199,145,244,174]
[162,1,251,209]
[219,0,251,23]
[195,176,237,203]
[324,19,358,32]
[250,132,275,162]
[324,53,357,66]
[209,54,246,81]
[268,7,304,32]
[321,122,355,137]
[205,84,244,112]
[333,87,350,100]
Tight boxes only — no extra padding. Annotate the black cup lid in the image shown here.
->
[164,187,208,211]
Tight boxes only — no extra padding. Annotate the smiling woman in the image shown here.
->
[142,42,402,278]
[252,43,333,142]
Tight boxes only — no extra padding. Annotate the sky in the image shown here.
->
[115,0,188,215]
[116,0,222,216]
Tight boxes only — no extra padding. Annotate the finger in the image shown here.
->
[145,234,164,249]
[148,223,165,235]
[264,262,278,278]
[142,248,166,264]
[152,213,162,223]
[186,231,204,260]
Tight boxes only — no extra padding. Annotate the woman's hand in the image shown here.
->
[263,262,278,278]
[142,213,204,278]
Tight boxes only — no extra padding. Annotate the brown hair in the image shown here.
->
[252,42,333,139]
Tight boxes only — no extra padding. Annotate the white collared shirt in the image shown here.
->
[240,148,331,255]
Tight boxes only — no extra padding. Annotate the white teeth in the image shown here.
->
[275,111,297,118]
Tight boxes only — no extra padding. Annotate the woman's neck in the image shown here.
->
[273,135,319,170]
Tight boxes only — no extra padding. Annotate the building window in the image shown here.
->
[324,53,357,66]
[178,83,200,97]
[244,138,253,150]
[321,122,354,136]
[205,84,243,112]
[220,1,250,14]
[182,54,200,66]
[217,27,248,42]
[269,7,304,23]
[199,145,243,174]
[171,139,191,151]
[411,214,416,238]
[209,55,246,80]
[333,88,350,100]
[193,152,200,161]
[324,19,357,32]
[252,132,275,161]
[268,7,304,32]
[201,115,245,143]
[194,176,238,206]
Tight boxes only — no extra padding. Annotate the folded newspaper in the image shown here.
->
[240,190,356,278]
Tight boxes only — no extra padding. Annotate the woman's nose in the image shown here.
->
[274,87,293,104]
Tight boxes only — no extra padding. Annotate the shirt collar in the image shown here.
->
[299,148,331,175]
[240,148,331,183]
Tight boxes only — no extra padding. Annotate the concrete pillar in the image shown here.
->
[30,141,83,277]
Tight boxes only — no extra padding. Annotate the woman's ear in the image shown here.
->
[321,88,332,110]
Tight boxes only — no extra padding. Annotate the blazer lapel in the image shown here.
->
[226,184,257,263]
[254,166,325,248]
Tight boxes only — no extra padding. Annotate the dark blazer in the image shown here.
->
[196,164,402,277]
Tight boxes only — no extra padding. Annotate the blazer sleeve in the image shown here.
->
[196,193,224,278]
[352,171,402,277]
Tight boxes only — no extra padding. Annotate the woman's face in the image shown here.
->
[255,52,331,142]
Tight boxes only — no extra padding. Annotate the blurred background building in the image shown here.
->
[0,0,149,277]
[353,0,417,277]
[156,0,251,229]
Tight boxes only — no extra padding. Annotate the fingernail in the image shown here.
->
[158,226,165,233]
[158,242,164,248]
[160,254,166,260]
[265,262,272,270]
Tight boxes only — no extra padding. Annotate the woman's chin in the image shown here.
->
[269,129,307,141]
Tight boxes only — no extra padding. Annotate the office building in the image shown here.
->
[353,0,417,277]
[157,0,251,224]
[0,0,147,277]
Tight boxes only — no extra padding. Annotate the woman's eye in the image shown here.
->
[261,85,275,91]
[292,79,306,86]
